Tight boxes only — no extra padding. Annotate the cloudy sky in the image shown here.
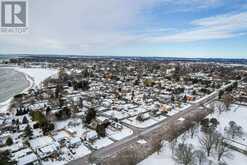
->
[1,0,247,58]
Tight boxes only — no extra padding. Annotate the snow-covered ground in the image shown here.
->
[103,110,129,120]
[0,67,57,113]
[0,98,13,113]
[139,103,247,165]
[14,67,57,87]
[107,126,133,141]
[139,141,247,165]
[209,103,247,136]
[123,116,166,128]
[73,144,91,159]
[92,137,113,149]
[122,103,190,129]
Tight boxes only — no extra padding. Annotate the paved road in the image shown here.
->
[68,83,234,165]
[68,95,216,164]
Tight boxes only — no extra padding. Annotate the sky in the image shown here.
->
[0,0,247,58]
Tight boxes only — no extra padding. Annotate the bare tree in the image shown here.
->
[155,140,163,155]
[194,150,206,165]
[223,94,233,110]
[224,121,243,139]
[199,131,218,156]
[216,139,231,161]
[170,138,177,155]
[190,122,198,138]
[119,149,138,165]
[218,162,228,165]
[215,102,226,114]
[69,98,79,117]
[173,143,195,165]
[214,132,223,150]
[151,134,163,155]
[208,160,213,165]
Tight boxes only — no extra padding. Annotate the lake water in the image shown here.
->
[0,68,29,103]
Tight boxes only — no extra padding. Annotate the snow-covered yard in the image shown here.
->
[139,103,247,165]
[122,103,190,128]
[123,116,162,128]
[92,137,113,149]
[107,126,133,141]
[103,110,129,120]
[209,103,247,136]
[73,144,91,159]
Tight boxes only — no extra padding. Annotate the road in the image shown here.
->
[68,83,233,165]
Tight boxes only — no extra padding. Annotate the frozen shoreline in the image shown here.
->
[0,69,32,113]
[0,66,57,113]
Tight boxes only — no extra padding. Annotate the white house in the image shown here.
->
[83,131,98,142]
[37,142,60,158]
[17,153,38,165]
[67,137,81,148]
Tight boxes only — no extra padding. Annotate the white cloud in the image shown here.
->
[0,0,246,55]
[145,12,247,43]
[1,0,157,54]
[192,12,247,29]
[153,0,223,13]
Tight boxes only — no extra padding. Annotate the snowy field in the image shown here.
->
[14,67,57,87]
[209,103,247,136]
[139,140,247,165]
[139,103,247,165]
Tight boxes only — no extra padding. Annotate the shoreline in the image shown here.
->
[0,67,35,113]
[0,66,57,113]
[15,68,35,92]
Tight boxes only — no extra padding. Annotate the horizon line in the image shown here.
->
[0,54,246,60]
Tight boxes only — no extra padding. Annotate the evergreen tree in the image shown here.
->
[0,150,16,165]
[6,137,13,146]
[46,106,51,115]
[22,116,29,124]
[24,125,33,139]
[183,95,187,103]
[85,108,96,124]
[96,124,106,137]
